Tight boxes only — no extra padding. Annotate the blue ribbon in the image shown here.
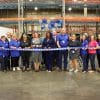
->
[0,47,98,51]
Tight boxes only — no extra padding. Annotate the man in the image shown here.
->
[52,30,59,69]
[6,32,12,71]
[57,28,69,71]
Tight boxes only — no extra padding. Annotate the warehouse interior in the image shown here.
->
[0,0,100,100]
[0,0,100,36]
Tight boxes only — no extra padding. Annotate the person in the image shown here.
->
[52,30,59,69]
[6,32,12,70]
[31,32,42,72]
[9,34,21,71]
[97,34,100,69]
[57,28,69,71]
[88,35,98,73]
[42,31,56,72]
[6,32,12,42]
[20,34,31,71]
[0,36,9,72]
[80,35,89,73]
[83,33,90,72]
[68,34,81,73]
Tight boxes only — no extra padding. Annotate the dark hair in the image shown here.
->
[46,31,53,39]
[20,33,29,41]
[1,36,5,39]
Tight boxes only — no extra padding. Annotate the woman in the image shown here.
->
[97,34,100,69]
[68,34,81,73]
[31,32,42,72]
[9,34,20,71]
[20,34,31,71]
[42,31,56,72]
[80,35,88,73]
[88,35,98,73]
[0,36,9,72]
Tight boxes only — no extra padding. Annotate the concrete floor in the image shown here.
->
[0,71,100,100]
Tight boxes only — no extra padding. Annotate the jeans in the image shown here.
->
[89,54,96,71]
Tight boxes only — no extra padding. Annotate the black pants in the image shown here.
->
[97,54,100,68]
[53,51,59,67]
[3,57,11,71]
[11,57,19,68]
[89,54,96,71]
[0,56,4,71]
[58,50,68,70]
[45,51,54,71]
[81,54,88,71]
[21,52,30,68]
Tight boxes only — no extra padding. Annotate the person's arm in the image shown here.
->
[42,38,46,48]
[56,35,61,48]
[95,41,99,49]
[9,41,16,49]
[57,41,61,48]
[20,41,24,48]
[0,42,4,49]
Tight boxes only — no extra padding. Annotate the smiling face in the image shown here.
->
[1,36,6,41]
[23,35,28,41]
[12,35,17,40]
[34,33,39,38]
[71,34,76,41]
[61,28,66,34]
[98,34,100,40]
[90,35,95,41]
[82,35,86,41]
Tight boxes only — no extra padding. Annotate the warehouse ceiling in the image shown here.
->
[0,0,100,9]
[0,0,61,4]
[0,0,100,4]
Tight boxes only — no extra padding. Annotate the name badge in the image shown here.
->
[62,41,65,44]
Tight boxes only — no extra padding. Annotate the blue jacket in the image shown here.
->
[9,40,20,57]
[42,38,56,48]
[57,34,69,47]
[0,40,9,57]
[80,40,88,55]
[97,41,100,54]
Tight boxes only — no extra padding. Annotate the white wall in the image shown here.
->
[0,26,13,37]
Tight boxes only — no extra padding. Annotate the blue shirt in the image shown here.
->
[57,34,69,47]
[97,41,100,54]
[80,40,88,55]
[0,40,9,57]
[9,40,20,57]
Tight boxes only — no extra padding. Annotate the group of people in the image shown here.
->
[0,28,100,73]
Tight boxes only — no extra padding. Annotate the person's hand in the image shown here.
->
[0,47,4,49]
[67,47,70,50]
[11,46,16,49]
[58,45,61,48]
[18,47,21,49]
[48,47,51,49]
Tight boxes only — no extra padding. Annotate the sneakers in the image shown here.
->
[74,69,79,73]
[69,68,79,73]
[13,67,21,71]
[47,70,52,72]
[17,67,21,71]
[69,68,74,72]
[13,67,16,71]
[82,71,87,73]
[89,70,95,73]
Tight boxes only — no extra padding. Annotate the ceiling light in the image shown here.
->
[34,7,38,11]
